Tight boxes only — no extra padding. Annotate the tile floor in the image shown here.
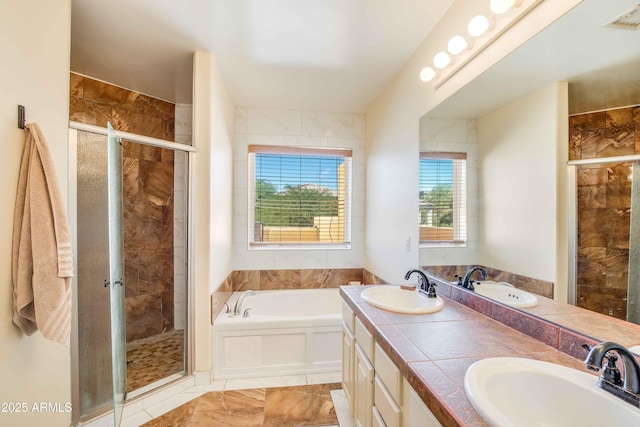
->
[140,383,341,426]
[115,371,356,427]
[127,330,185,392]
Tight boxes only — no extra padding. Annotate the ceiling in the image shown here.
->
[70,0,455,112]
[428,0,640,118]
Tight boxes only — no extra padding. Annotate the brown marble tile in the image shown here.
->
[212,275,233,320]
[82,77,138,107]
[69,96,111,127]
[142,397,196,426]
[300,269,340,288]
[491,304,560,348]
[578,167,607,186]
[606,248,629,289]
[195,389,266,411]
[124,202,162,247]
[578,183,607,209]
[578,208,608,247]
[232,270,261,291]
[125,294,162,341]
[70,73,83,97]
[338,268,364,285]
[187,408,264,427]
[362,269,387,285]
[569,130,581,161]
[260,270,301,290]
[161,205,174,247]
[139,159,174,206]
[263,385,337,427]
[162,291,174,332]
[569,112,606,131]
[112,106,165,140]
[577,285,627,320]
[606,164,632,208]
[603,207,630,249]
[606,106,637,127]
[599,125,636,158]
[376,325,429,370]
[577,247,606,286]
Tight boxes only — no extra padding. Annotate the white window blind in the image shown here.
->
[419,152,467,244]
[248,145,352,247]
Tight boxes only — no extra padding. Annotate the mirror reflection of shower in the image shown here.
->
[570,105,640,324]
[73,127,190,421]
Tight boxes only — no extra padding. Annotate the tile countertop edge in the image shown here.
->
[339,284,605,427]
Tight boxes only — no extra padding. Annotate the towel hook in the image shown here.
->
[18,105,26,130]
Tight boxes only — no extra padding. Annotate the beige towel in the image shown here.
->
[12,123,73,344]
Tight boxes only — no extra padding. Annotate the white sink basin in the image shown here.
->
[465,357,640,427]
[361,286,444,314]
[473,282,538,308]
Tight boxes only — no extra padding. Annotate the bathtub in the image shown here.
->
[213,288,343,379]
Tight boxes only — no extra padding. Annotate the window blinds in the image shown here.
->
[419,152,467,244]
[248,145,352,247]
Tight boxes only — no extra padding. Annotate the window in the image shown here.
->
[419,152,467,245]
[248,145,352,248]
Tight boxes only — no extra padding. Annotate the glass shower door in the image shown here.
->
[107,123,127,426]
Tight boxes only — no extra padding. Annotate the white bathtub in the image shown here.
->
[212,288,343,379]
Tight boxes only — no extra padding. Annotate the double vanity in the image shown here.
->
[340,272,640,426]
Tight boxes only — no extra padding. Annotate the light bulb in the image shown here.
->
[468,15,490,37]
[419,67,436,82]
[433,52,451,69]
[447,35,468,55]
[490,0,519,15]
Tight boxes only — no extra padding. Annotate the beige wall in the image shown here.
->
[192,52,234,379]
[365,0,580,284]
[0,1,72,426]
[478,82,569,301]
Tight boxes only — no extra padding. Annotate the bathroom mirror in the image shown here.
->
[419,0,640,339]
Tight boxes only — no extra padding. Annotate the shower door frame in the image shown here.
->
[69,122,196,424]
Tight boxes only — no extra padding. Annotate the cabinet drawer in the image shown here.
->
[374,343,401,404]
[374,375,401,427]
[355,317,374,362]
[342,300,355,333]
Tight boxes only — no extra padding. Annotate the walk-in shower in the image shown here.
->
[69,122,193,426]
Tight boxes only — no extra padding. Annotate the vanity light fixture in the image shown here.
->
[490,0,522,15]
[433,51,451,69]
[467,15,492,37]
[419,0,544,89]
[447,35,469,55]
[419,67,437,82]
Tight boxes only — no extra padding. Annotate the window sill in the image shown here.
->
[420,243,467,249]
[249,243,352,251]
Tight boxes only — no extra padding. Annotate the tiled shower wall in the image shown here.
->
[70,73,177,340]
[569,105,640,320]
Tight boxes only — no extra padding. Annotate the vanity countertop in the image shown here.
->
[340,285,595,427]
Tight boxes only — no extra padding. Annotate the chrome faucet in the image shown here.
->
[461,267,487,291]
[584,341,640,406]
[404,269,437,298]
[233,290,255,316]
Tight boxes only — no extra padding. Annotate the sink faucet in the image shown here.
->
[584,341,640,406]
[461,267,487,291]
[404,269,437,298]
[233,290,255,316]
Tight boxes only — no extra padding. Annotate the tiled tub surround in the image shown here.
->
[570,105,640,320]
[422,264,554,298]
[210,268,385,323]
[341,285,598,427]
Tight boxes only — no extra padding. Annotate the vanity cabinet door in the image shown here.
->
[342,324,355,411]
[402,378,442,427]
[355,343,374,427]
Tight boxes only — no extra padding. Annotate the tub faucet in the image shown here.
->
[404,269,437,298]
[461,267,487,291]
[234,290,255,316]
[584,341,640,407]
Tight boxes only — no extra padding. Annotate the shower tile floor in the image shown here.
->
[127,329,185,392]
[140,383,342,427]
